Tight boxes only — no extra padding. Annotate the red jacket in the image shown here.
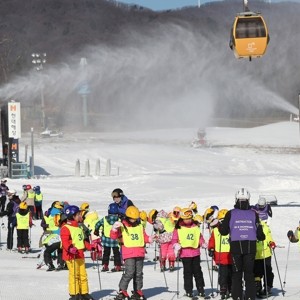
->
[60,220,91,261]
[110,219,151,260]
[208,228,232,265]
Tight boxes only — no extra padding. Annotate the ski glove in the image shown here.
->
[173,243,181,257]
[69,246,78,255]
[112,221,123,231]
[208,249,215,257]
[287,230,294,238]
[269,241,276,249]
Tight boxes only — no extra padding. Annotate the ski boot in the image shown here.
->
[111,265,122,272]
[184,292,193,298]
[160,259,166,272]
[80,293,95,300]
[130,290,146,300]
[101,264,109,272]
[46,263,56,272]
[25,247,30,254]
[56,264,65,271]
[197,287,207,298]
[17,247,22,253]
[69,294,81,300]
[169,261,175,272]
[115,290,130,300]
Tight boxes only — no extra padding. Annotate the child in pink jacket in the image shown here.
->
[110,206,154,300]
[172,207,207,299]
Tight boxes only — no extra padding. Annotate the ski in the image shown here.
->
[22,256,39,259]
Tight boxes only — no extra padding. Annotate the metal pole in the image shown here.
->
[41,84,45,129]
[298,93,300,137]
[6,142,10,178]
[31,128,34,177]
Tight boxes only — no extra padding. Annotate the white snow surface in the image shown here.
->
[1,121,300,300]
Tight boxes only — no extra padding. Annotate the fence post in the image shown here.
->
[75,159,80,177]
[105,159,111,176]
[95,159,100,176]
[85,159,90,177]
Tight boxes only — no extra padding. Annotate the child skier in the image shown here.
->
[110,206,154,300]
[153,209,176,272]
[60,205,94,300]
[208,209,232,299]
[16,202,32,253]
[254,221,276,298]
[94,202,122,272]
[171,207,207,298]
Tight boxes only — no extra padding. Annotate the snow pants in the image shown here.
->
[181,255,205,295]
[218,264,232,295]
[160,242,175,265]
[102,246,122,266]
[254,257,274,289]
[119,257,144,291]
[231,253,256,300]
[44,241,63,266]
[17,229,30,248]
[66,258,89,296]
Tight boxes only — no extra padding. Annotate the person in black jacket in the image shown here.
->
[0,189,21,250]
[219,188,265,300]
[0,179,9,212]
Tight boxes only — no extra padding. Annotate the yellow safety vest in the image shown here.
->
[35,193,43,202]
[16,212,30,230]
[178,226,201,249]
[27,190,35,199]
[159,217,175,233]
[44,215,59,232]
[256,222,273,259]
[213,227,230,252]
[64,224,85,250]
[122,224,144,247]
[103,217,113,238]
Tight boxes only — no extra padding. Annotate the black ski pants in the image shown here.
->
[17,229,30,248]
[181,255,205,294]
[219,264,232,294]
[44,242,63,266]
[0,196,6,212]
[102,246,122,266]
[231,253,256,300]
[7,222,15,250]
[254,257,274,289]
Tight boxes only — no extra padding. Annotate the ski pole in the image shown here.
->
[211,255,214,295]
[205,248,213,291]
[176,255,180,298]
[283,241,290,289]
[159,244,168,289]
[262,242,269,300]
[154,241,157,270]
[96,255,102,290]
[74,259,77,296]
[272,248,285,296]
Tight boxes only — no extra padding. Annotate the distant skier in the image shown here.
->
[0,179,9,212]
[252,197,272,226]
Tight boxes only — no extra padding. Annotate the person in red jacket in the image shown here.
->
[110,206,154,300]
[208,209,232,300]
[60,205,94,300]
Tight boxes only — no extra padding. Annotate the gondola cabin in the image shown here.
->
[229,12,269,60]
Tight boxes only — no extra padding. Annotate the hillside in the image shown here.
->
[0,0,299,130]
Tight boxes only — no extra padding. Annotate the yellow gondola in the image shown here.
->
[229,11,270,60]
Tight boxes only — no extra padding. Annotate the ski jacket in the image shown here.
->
[24,189,35,207]
[60,219,91,261]
[255,222,274,260]
[208,227,232,265]
[110,219,151,260]
[171,221,205,258]
[117,195,134,217]
[219,200,265,255]
[94,215,119,247]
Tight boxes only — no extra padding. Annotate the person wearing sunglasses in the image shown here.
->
[111,188,134,218]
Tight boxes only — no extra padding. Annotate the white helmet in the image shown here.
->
[235,188,250,202]
[258,197,266,207]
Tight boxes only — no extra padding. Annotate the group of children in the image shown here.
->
[0,184,280,300]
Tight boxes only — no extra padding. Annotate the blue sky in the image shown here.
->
[117,0,202,10]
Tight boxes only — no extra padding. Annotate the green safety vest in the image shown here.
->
[159,217,175,233]
[213,227,230,252]
[64,224,85,250]
[122,224,144,247]
[35,193,43,202]
[178,226,201,249]
[16,212,30,230]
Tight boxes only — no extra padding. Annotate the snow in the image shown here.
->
[1,121,300,300]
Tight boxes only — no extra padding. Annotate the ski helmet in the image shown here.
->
[52,201,63,210]
[194,214,204,224]
[20,202,28,210]
[139,210,147,222]
[8,189,16,195]
[217,209,228,220]
[235,188,250,202]
[258,197,266,208]
[111,188,124,198]
[22,184,27,190]
[26,184,32,190]
[80,202,90,211]
[148,209,158,224]
[108,203,119,215]
[125,206,140,220]
[172,206,181,219]
[180,208,194,220]
[65,205,80,218]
